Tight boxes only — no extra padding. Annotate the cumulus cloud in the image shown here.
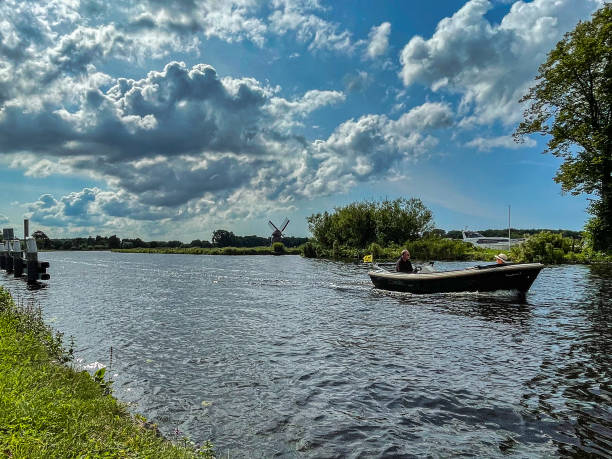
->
[399,0,602,125]
[25,188,180,230]
[304,102,454,195]
[3,1,459,235]
[6,52,452,222]
[343,71,372,93]
[365,22,391,60]
[130,0,362,54]
[268,0,356,53]
[131,0,267,47]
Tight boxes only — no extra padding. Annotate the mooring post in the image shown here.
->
[25,237,40,284]
[0,242,6,270]
[5,240,14,274]
[11,240,23,277]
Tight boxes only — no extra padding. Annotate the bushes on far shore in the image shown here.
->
[510,231,610,264]
[113,243,299,255]
[303,232,612,265]
[301,237,498,262]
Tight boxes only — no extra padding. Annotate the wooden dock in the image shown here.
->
[0,220,50,286]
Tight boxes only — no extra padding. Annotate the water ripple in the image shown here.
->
[2,253,611,457]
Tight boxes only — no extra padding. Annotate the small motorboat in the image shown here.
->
[368,262,544,294]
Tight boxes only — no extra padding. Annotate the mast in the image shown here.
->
[508,205,511,253]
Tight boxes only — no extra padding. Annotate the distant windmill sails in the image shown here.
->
[268,218,290,244]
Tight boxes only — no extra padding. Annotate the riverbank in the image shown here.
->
[113,244,300,255]
[303,233,612,265]
[302,239,502,263]
[0,287,213,458]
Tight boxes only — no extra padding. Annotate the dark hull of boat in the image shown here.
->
[369,263,544,294]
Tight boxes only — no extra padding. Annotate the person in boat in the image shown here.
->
[495,253,509,264]
[396,249,414,273]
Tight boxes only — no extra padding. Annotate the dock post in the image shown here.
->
[25,237,40,284]
[6,240,14,274]
[12,240,24,277]
[0,242,6,270]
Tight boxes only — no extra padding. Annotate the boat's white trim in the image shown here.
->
[369,263,543,280]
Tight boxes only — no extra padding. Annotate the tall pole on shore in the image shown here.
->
[508,205,511,253]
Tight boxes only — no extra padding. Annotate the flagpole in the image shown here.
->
[508,205,511,253]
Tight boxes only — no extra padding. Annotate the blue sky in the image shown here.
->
[0,0,601,241]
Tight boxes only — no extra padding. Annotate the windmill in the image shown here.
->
[268,218,290,244]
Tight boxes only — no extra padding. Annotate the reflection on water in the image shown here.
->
[1,254,611,457]
[520,264,612,457]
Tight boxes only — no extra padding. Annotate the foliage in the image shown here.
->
[307,198,434,249]
[210,230,307,248]
[514,4,612,252]
[108,234,121,249]
[509,231,610,264]
[303,237,497,262]
[0,288,213,458]
[113,245,301,255]
[271,242,286,254]
[32,231,51,249]
[369,242,384,260]
[212,229,238,247]
[30,231,307,251]
[301,242,317,258]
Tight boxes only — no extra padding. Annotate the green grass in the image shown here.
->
[0,288,214,458]
[301,239,501,263]
[112,245,300,255]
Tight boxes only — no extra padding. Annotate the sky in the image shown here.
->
[0,0,603,241]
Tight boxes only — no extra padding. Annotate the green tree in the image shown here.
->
[108,235,121,249]
[32,230,51,249]
[212,229,237,247]
[307,198,434,249]
[514,4,612,252]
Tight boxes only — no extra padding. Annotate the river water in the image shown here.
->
[1,252,611,457]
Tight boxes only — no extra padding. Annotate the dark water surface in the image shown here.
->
[2,252,611,457]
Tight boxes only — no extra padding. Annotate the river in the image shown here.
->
[1,252,611,457]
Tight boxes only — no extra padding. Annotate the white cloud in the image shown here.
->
[268,0,356,53]
[399,0,602,125]
[303,102,454,196]
[466,134,536,151]
[7,56,454,220]
[343,71,371,93]
[131,0,267,47]
[365,22,391,59]
[3,2,461,235]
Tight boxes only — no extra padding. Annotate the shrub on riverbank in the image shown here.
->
[301,237,498,262]
[510,231,611,264]
[0,288,213,458]
[113,245,300,255]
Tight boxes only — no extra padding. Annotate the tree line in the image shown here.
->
[19,230,308,250]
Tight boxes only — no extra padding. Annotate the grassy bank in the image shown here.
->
[303,233,612,265]
[0,288,213,458]
[301,238,501,263]
[112,243,300,256]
